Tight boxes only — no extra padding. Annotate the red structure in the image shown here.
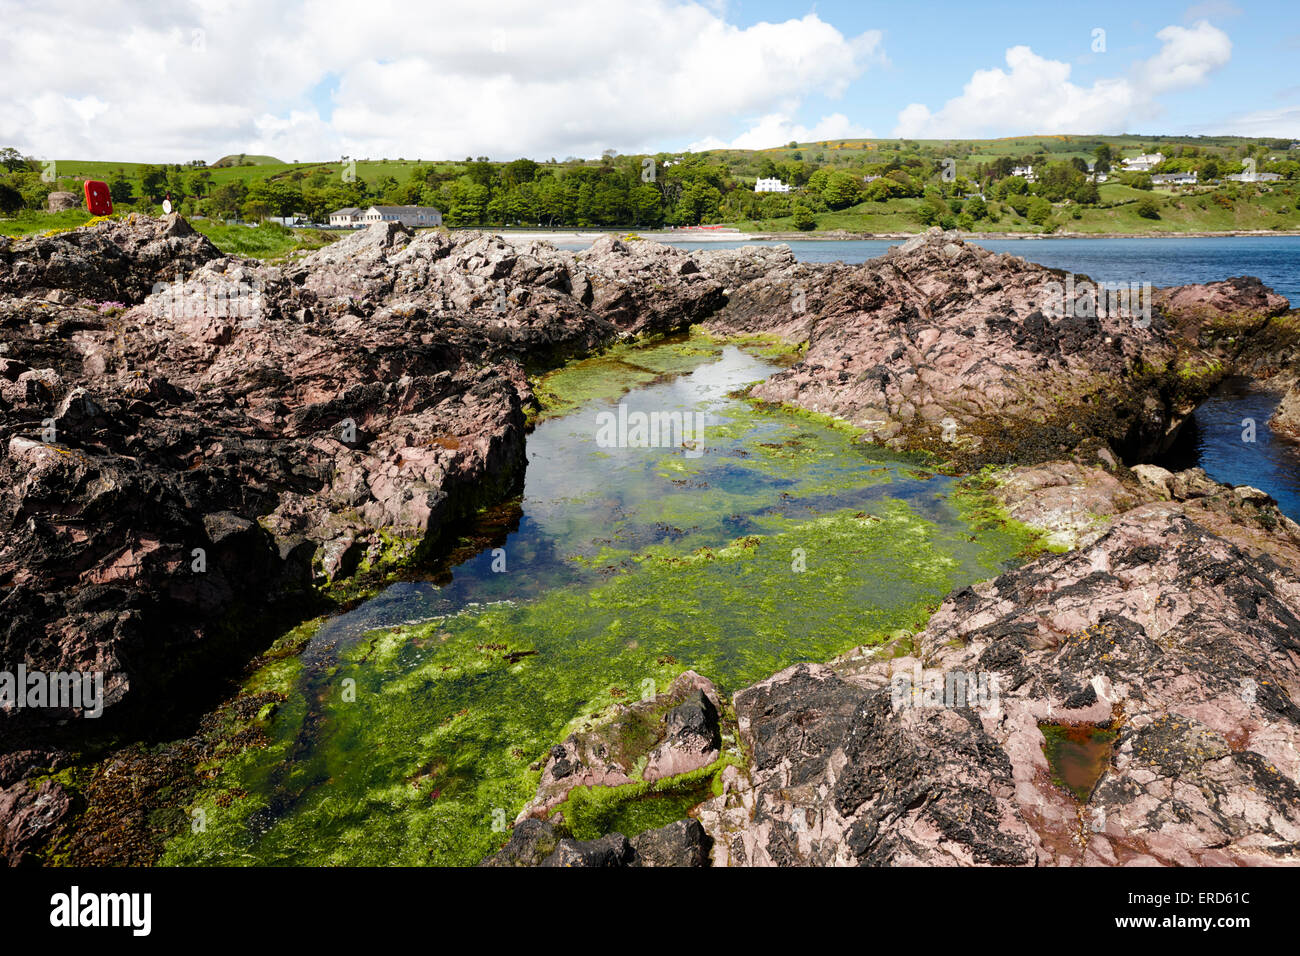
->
[83,180,113,216]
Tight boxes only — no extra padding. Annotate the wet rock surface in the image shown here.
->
[5,215,1299,869]
[482,816,711,867]
[0,219,757,753]
[705,229,1288,464]
[695,468,1300,866]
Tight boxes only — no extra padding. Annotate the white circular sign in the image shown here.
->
[162,199,173,214]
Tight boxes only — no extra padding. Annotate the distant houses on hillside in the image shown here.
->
[1151,171,1198,186]
[329,205,443,228]
[1011,165,1036,183]
[753,177,791,193]
[1122,152,1164,172]
[1226,170,1282,183]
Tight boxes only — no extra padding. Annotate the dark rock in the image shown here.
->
[0,779,71,866]
[539,832,637,867]
[482,816,710,867]
[480,817,561,867]
[664,689,721,752]
[629,818,712,867]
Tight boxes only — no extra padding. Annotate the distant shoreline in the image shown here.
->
[466,227,1300,244]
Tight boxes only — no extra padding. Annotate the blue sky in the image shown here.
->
[707,0,1298,142]
[1,0,1296,163]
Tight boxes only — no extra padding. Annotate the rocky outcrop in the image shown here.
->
[1154,275,1290,351]
[0,218,768,750]
[482,816,712,867]
[516,671,727,824]
[0,213,221,303]
[695,468,1300,866]
[1273,383,1300,441]
[705,229,1291,464]
[46,192,79,214]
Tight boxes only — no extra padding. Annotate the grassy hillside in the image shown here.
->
[189,219,338,258]
[0,210,336,259]
[733,181,1300,235]
[212,154,284,167]
[3,134,1297,237]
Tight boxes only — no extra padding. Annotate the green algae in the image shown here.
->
[156,333,1042,868]
[531,330,731,420]
[696,328,806,362]
[555,759,731,841]
[161,496,1034,867]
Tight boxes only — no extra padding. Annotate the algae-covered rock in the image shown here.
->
[517,670,726,823]
[697,467,1300,866]
[704,229,1291,465]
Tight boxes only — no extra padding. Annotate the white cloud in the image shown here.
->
[1210,104,1300,138]
[893,20,1231,138]
[1140,20,1234,94]
[689,112,873,151]
[0,0,884,162]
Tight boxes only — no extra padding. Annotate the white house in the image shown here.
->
[1226,171,1282,183]
[329,207,363,226]
[754,177,791,193]
[1122,152,1164,172]
[1151,171,1198,186]
[359,205,444,227]
[330,205,443,227]
[1011,165,1036,183]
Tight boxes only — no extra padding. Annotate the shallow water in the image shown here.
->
[1039,723,1117,803]
[640,236,1300,516]
[163,336,1037,866]
[1162,377,1300,522]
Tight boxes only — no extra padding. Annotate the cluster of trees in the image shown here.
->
[210,155,750,227]
[4,137,1296,232]
[0,149,220,216]
[0,147,52,213]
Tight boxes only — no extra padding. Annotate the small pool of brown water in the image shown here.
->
[1039,722,1118,802]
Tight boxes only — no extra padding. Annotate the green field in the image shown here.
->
[0,208,337,259]
[734,181,1300,236]
[3,133,1297,238]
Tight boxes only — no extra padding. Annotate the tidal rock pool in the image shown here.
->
[1162,375,1300,522]
[162,334,1041,866]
